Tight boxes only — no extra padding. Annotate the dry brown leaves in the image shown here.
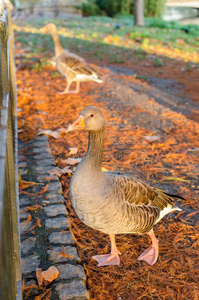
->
[22,280,52,300]
[52,245,74,260]
[20,217,42,235]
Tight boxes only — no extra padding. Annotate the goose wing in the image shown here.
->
[103,171,178,233]
[57,54,101,79]
[106,171,173,210]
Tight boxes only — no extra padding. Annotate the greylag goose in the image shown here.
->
[40,23,103,94]
[68,106,182,267]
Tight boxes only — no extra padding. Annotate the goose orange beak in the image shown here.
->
[68,115,85,132]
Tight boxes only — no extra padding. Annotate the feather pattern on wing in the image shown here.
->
[57,54,102,82]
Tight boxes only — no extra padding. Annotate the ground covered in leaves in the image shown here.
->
[16,15,199,300]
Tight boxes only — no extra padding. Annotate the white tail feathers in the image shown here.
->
[92,77,103,83]
[76,73,103,83]
[155,205,182,224]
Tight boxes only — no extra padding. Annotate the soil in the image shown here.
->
[16,34,199,300]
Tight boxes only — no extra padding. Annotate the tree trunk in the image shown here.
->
[134,0,145,26]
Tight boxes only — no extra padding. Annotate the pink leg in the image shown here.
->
[58,81,80,94]
[92,234,121,267]
[57,81,72,94]
[137,229,159,265]
[73,81,80,94]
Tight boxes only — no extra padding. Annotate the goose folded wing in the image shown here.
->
[60,56,94,76]
[109,172,173,210]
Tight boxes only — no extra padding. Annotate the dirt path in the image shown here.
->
[108,66,199,121]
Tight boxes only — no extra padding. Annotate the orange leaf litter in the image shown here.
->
[16,42,199,300]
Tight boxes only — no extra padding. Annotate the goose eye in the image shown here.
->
[90,114,94,118]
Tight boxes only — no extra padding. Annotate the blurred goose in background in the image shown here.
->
[40,23,103,94]
[68,106,183,267]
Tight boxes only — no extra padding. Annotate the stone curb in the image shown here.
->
[18,135,90,299]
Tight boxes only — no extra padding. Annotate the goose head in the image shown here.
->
[40,23,57,34]
[68,106,105,132]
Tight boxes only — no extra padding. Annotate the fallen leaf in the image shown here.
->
[52,245,73,259]
[36,268,43,286]
[102,167,108,172]
[19,180,44,190]
[18,119,24,129]
[188,148,199,152]
[36,266,59,287]
[35,289,52,300]
[36,217,42,228]
[63,157,81,165]
[37,128,67,139]
[161,176,190,182]
[144,135,161,141]
[21,214,32,223]
[23,204,43,212]
[37,129,60,139]
[21,217,42,235]
[60,245,73,258]
[42,266,59,286]
[68,147,78,155]
[48,166,72,177]
[18,129,24,133]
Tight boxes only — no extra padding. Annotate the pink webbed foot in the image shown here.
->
[92,252,120,267]
[137,245,158,265]
[92,234,121,267]
[137,229,159,265]
[57,89,79,95]
[57,91,68,95]
[68,90,79,94]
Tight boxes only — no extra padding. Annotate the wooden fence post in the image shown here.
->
[0,7,22,300]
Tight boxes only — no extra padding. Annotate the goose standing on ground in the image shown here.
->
[40,23,103,94]
[68,106,182,267]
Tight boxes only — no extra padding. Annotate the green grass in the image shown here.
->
[14,15,199,64]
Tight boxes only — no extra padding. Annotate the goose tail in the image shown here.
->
[89,65,103,83]
[91,76,103,83]
[154,188,183,224]
[155,205,182,224]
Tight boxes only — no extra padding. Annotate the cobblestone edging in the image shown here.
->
[18,135,90,300]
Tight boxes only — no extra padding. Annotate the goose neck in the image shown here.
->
[84,128,105,170]
[51,31,64,57]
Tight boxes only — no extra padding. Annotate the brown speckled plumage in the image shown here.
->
[41,24,102,93]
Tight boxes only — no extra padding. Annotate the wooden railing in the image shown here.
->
[0,6,22,300]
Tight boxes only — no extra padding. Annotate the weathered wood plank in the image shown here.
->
[0,7,22,300]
